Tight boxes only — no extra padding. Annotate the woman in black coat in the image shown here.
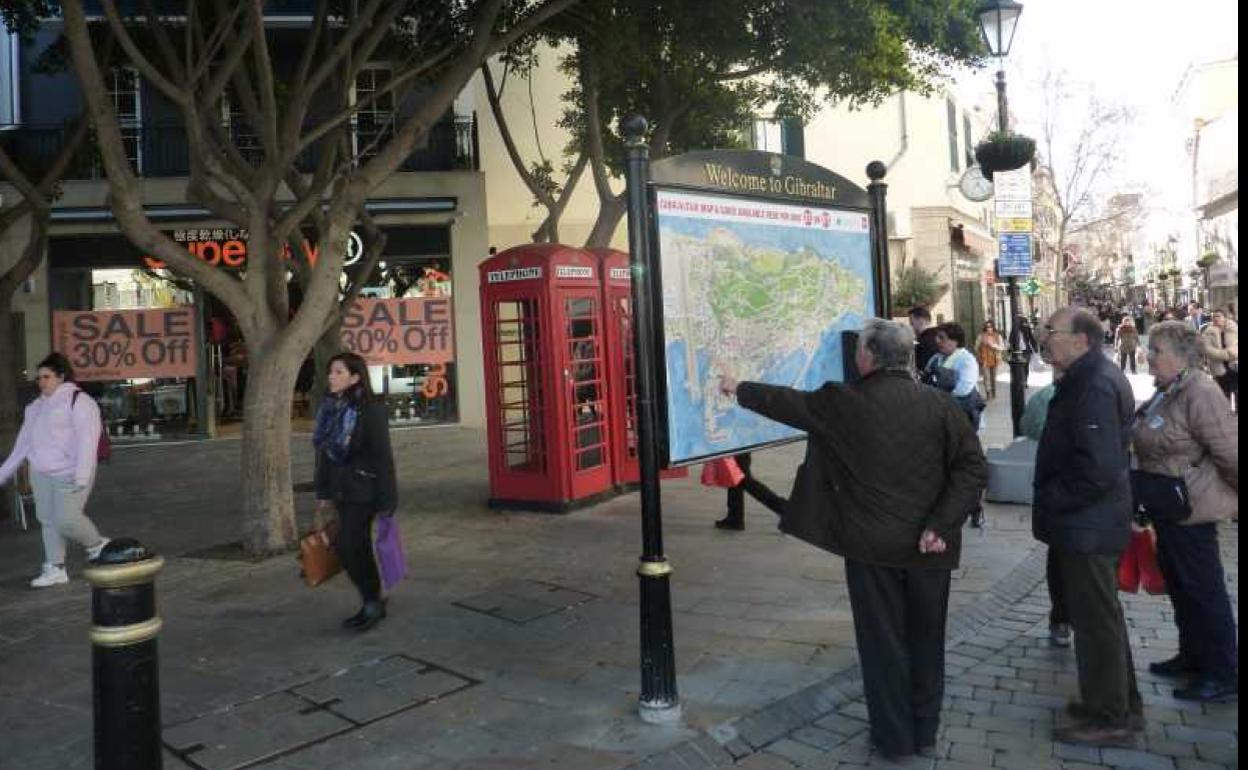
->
[314,352,397,632]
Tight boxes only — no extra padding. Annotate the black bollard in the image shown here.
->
[84,538,165,770]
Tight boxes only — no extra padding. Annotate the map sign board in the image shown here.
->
[652,187,877,465]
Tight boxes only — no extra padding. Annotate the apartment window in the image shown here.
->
[946,99,959,173]
[750,117,804,157]
[221,87,264,167]
[353,66,396,161]
[107,67,142,172]
[963,113,974,168]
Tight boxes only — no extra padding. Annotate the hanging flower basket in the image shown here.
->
[974,131,1036,179]
[1197,252,1220,268]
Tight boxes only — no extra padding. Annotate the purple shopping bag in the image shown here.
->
[374,515,408,591]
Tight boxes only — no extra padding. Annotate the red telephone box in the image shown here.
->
[593,248,687,488]
[480,244,615,511]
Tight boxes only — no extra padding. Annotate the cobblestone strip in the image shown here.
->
[628,525,1239,770]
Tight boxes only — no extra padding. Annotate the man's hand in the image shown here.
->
[718,375,738,396]
[918,529,947,554]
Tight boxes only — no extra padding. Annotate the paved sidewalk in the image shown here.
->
[625,520,1238,770]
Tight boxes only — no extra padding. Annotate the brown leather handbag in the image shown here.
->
[298,519,341,587]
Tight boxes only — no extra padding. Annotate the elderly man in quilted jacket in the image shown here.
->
[719,319,986,761]
[1034,307,1143,748]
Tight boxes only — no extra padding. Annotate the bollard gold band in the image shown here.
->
[84,556,165,589]
[637,559,672,578]
[90,617,163,647]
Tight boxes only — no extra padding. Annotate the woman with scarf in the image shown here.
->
[1132,322,1238,702]
[314,352,397,632]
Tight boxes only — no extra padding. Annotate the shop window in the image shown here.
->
[963,113,974,169]
[494,298,544,472]
[221,86,264,167]
[107,67,142,172]
[353,66,396,161]
[947,98,959,173]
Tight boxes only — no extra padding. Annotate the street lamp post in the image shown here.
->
[977,0,1026,435]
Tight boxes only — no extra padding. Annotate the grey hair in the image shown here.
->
[859,318,914,370]
[1149,321,1204,368]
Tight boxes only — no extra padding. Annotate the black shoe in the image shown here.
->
[969,510,986,529]
[714,516,744,531]
[353,601,386,632]
[341,607,369,629]
[1149,655,1198,678]
[1173,678,1238,703]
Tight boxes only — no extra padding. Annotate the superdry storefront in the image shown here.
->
[41,224,466,442]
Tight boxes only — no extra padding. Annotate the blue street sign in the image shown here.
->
[998,233,1033,277]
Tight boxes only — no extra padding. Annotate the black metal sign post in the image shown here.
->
[622,116,681,724]
[865,161,892,318]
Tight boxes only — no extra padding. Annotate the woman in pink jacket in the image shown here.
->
[0,353,110,587]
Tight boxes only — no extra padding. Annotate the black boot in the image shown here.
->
[714,515,744,531]
[342,607,369,629]
[353,600,386,632]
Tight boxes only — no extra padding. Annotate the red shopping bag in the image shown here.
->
[1117,535,1140,593]
[700,457,745,488]
[1135,528,1167,595]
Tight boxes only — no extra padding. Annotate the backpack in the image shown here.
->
[72,389,113,464]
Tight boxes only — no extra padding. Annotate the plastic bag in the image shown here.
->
[1134,528,1166,595]
[700,457,745,488]
[374,515,408,591]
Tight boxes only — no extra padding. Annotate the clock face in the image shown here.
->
[959,166,994,202]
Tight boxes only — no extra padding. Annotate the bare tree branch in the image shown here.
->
[100,0,188,104]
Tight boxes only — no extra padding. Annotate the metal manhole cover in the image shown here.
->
[164,655,477,770]
[453,580,597,624]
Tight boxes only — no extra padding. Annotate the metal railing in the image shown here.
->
[0,115,477,181]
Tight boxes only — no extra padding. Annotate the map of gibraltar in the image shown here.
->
[655,189,876,464]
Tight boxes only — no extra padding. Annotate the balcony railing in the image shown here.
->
[0,115,478,182]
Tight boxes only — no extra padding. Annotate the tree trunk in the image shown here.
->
[239,352,300,554]
[0,291,20,524]
[584,195,626,249]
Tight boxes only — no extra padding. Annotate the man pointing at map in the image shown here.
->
[719,319,987,761]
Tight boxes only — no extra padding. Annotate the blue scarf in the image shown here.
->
[314,393,359,465]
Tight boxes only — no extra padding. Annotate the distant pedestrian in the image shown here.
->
[1034,308,1142,747]
[1199,308,1238,411]
[975,321,1006,399]
[714,452,787,531]
[314,352,397,632]
[0,353,111,588]
[908,306,940,372]
[1133,322,1238,702]
[719,319,986,761]
[923,323,984,430]
[1114,316,1140,373]
[1186,302,1208,331]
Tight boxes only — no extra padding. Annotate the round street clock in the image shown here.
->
[959,165,994,202]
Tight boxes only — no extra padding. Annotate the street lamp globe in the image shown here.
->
[977,0,1023,57]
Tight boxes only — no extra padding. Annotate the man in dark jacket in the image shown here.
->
[1034,307,1142,747]
[720,319,986,760]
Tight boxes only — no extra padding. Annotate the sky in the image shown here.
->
[952,0,1239,256]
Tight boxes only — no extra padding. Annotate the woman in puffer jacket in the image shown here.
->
[1132,322,1238,703]
[0,353,110,587]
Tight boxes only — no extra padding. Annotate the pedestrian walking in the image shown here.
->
[1034,307,1142,747]
[1114,316,1140,373]
[975,321,1006,399]
[714,452,787,531]
[1133,322,1238,702]
[719,319,986,761]
[0,353,110,588]
[923,323,986,528]
[1199,308,1238,411]
[313,352,397,632]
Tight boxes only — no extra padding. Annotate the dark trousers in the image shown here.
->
[725,453,787,521]
[1052,550,1142,724]
[845,560,951,755]
[1154,521,1238,681]
[1046,548,1069,626]
[338,502,380,604]
[1118,349,1137,373]
[1216,371,1237,412]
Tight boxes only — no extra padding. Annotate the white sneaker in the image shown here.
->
[31,565,69,588]
[86,538,111,561]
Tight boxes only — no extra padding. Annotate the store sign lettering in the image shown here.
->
[53,308,198,382]
[143,231,364,271]
[341,297,454,365]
